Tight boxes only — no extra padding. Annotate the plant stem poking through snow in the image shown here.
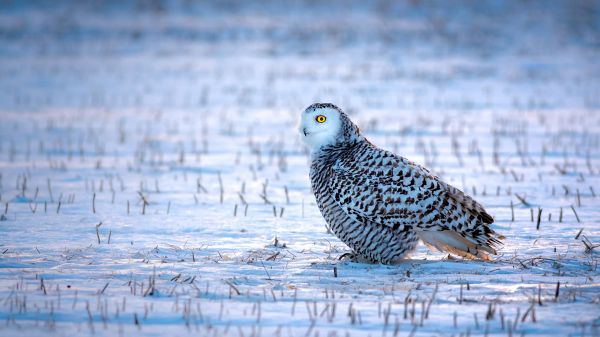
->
[95,222,103,244]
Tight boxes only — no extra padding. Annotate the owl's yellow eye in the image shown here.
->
[316,115,326,123]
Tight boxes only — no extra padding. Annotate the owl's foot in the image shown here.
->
[337,252,357,261]
[337,252,374,263]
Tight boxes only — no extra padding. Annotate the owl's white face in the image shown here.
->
[299,106,343,153]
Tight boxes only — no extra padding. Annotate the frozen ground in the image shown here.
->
[0,0,599,336]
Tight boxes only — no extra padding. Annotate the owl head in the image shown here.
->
[299,103,362,153]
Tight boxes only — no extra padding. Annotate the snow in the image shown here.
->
[0,0,599,336]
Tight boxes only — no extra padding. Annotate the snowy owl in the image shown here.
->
[300,103,503,264]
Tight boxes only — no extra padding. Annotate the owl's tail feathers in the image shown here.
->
[416,230,502,261]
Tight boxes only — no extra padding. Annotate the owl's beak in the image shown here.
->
[303,127,308,136]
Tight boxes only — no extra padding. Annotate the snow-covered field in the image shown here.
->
[0,1,599,336]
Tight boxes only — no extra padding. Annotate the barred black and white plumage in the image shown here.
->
[300,103,503,264]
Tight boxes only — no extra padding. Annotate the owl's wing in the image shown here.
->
[329,146,501,259]
[329,149,441,231]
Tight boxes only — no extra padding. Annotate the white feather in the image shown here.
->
[417,230,493,261]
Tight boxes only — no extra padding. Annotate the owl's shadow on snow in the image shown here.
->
[315,254,506,276]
